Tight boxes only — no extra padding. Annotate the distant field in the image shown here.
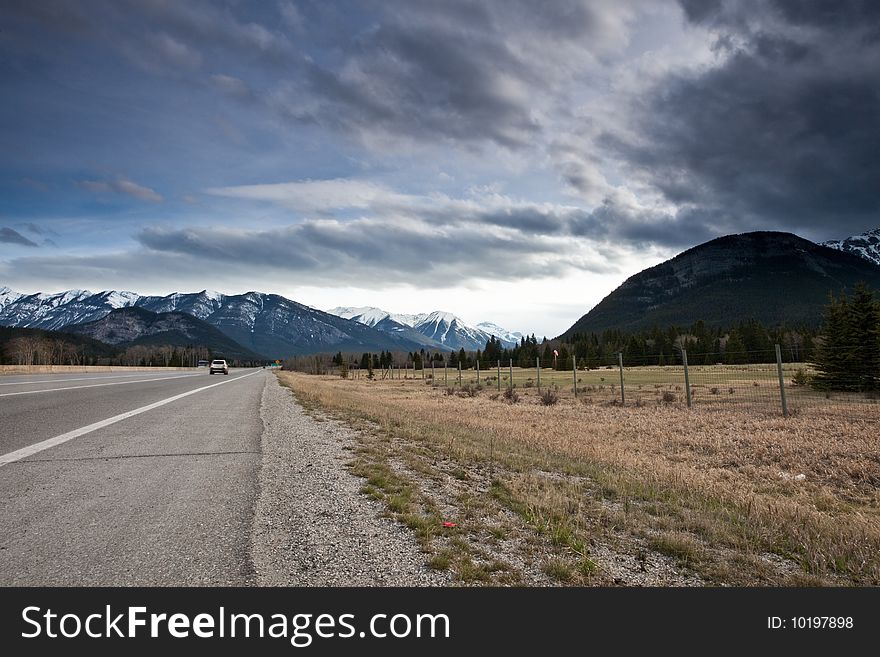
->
[278,369,880,586]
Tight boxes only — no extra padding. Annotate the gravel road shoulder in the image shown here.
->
[251,374,449,586]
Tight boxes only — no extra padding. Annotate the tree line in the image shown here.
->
[286,284,878,390]
[0,326,245,367]
[811,283,879,391]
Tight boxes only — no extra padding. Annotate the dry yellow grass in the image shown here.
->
[277,371,880,585]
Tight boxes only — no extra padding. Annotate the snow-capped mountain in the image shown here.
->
[0,288,434,357]
[475,322,523,346]
[137,290,226,320]
[0,289,141,330]
[822,228,880,267]
[0,286,23,311]
[328,306,423,328]
[328,306,521,351]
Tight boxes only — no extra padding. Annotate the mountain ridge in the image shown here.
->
[65,306,264,360]
[560,231,880,337]
[328,306,522,350]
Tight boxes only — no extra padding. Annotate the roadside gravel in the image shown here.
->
[251,375,449,586]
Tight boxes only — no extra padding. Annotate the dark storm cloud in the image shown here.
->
[276,0,632,149]
[602,0,880,240]
[134,216,600,287]
[0,227,38,247]
[2,0,296,77]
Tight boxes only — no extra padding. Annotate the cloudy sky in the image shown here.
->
[1,1,878,337]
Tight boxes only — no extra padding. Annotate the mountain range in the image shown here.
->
[4,228,877,356]
[561,231,880,337]
[0,288,522,358]
[327,307,523,351]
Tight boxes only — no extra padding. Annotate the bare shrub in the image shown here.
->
[661,390,676,403]
[792,368,812,387]
[445,387,455,396]
[540,387,559,406]
[459,384,479,398]
[711,387,720,395]
[503,387,520,403]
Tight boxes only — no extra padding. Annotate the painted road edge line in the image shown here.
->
[0,372,187,386]
[0,373,204,397]
[0,370,264,467]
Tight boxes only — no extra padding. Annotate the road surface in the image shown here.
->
[0,368,266,585]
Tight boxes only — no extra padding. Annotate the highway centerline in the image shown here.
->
[0,369,264,467]
[0,372,204,397]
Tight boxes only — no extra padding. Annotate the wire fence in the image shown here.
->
[330,345,879,421]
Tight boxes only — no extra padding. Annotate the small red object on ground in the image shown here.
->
[442,521,456,528]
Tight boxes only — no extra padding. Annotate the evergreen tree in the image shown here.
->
[849,284,880,390]
[724,330,747,364]
[812,293,854,390]
[556,345,572,370]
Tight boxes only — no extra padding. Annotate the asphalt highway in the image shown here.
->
[0,368,269,585]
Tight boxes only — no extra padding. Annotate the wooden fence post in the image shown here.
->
[683,348,692,408]
[775,343,789,418]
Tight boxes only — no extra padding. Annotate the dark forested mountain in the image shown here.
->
[66,307,263,360]
[561,231,880,337]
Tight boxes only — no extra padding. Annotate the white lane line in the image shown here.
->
[0,373,205,397]
[0,372,191,386]
[0,370,264,467]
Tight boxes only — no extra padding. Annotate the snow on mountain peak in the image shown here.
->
[327,305,521,349]
[0,286,22,308]
[101,290,140,308]
[476,322,523,344]
[418,310,460,327]
[822,227,880,266]
[327,306,391,327]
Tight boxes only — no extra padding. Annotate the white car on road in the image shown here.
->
[209,359,229,375]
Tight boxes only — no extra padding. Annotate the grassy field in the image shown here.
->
[355,362,879,416]
[277,369,879,586]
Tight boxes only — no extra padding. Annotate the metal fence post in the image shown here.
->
[509,359,513,389]
[497,360,501,391]
[573,355,577,397]
[618,352,625,406]
[476,359,480,385]
[682,348,692,408]
[432,359,435,386]
[458,361,462,387]
[444,361,448,385]
[536,357,541,391]
[775,343,789,417]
